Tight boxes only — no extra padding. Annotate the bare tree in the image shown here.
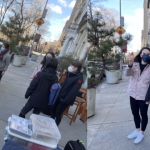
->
[10,0,50,36]
[0,0,15,26]
[88,0,107,20]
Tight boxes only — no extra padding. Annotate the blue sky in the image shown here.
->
[100,0,144,52]
[43,0,76,42]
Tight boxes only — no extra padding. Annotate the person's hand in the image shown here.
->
[30,79,33,83]
[63,69,67,75]
[1,71,5,76]
[129,53,134,66]
[146,100,150,105]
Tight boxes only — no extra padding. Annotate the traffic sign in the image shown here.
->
[35,34,41,43]
[36,18,45,27]
[116,26,126,36]
[45,42,48,45]
[122,45,127,53]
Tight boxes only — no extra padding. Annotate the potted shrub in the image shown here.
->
[87,73,102,117]
[13,55,22,67]
[0,14,33,66]
[31,54,38,62]
[105,70,119,84]
[88,11,132,84]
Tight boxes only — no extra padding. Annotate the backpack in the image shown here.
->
[64,140,86,150]
[49,83,61,105]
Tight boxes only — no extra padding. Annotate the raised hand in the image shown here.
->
[129,52,134,66]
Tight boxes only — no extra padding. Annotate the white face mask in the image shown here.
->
[68,66,73,72]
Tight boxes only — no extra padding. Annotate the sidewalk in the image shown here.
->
[88,75,150,150]
[0,55,87,149]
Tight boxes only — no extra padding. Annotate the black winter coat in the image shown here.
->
[145,84,150,102]
[25,67,58,109]
[58,71,83,105]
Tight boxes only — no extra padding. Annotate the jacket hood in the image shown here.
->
[42,67,57,81]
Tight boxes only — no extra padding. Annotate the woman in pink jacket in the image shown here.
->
[30,52,55,82]
[125,47,150,144]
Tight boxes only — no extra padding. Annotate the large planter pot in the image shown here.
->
[105,70,119,84]
[119,70,122,80]
[31,54,38,61]
[22,56,27,65]
[87,88,96,118]
[13,55,22,67]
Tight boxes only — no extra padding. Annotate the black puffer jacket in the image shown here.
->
[25,67,58,109]
[58,71,83,105]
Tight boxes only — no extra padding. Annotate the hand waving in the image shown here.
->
[129,52,134,66]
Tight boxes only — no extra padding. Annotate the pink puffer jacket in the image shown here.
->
[31,63,42,79]
[124,62,150,100]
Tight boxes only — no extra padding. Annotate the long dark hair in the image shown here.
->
[134,47,150,63]
[41,52,55,68]
[3,43,9,50]
[45,58,58,70]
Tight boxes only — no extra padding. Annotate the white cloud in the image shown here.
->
[92,7,101,13]
[63,16,70,22]
[58,0,67,7]
[68,0,76,8]
[43,35,58,42]
[48,4,62,14]
[124,8,143,52]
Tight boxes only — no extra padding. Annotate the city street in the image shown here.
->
[88,75,150,150]
[0,53,87,149]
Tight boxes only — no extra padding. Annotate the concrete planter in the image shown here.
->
[22,56,27,65]
[105,70,119,84]
[119,70,122,80]
[31,54,38,62]
[13,55,22,67]
[87,88,96,118]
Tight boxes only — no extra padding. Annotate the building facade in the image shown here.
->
[142,0,149,47]
[59,0,87,61]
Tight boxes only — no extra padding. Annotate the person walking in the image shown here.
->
[125,47,150,144]
[51,61,83,126]
[0,43,10,81]
[19,58,58,118]
[30,52,55,82]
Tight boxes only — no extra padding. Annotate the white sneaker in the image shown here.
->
[134,133,144,144]
[127,130,140,139]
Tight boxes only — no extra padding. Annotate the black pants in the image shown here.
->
[130,97,149,131]
[51,99,69,126]
[19,101,41,118]
[0,71,2,81]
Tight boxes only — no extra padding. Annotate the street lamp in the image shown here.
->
[119,0,122,70]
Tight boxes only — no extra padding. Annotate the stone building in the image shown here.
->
[142,0,149,47]
[59,0,87,60]
[56,21,70,53]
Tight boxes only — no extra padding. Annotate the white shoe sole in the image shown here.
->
[127,136,137,139]
[134,137,144,144]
